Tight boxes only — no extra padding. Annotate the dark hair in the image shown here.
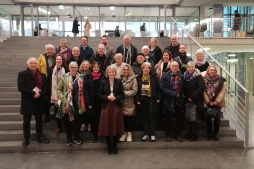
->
[162,50,172,60]
[137,53,145,57]
[54,54,68,69]
[81,36,88,41]
[234,10,238,13]
[91,61,101,72]
[101,35,108,39]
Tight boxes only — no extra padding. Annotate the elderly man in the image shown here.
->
[89,44,111,71]
[164,35,180,59]
[38,44,56,123]
[116,35,137,66]
[101,35,115,64]
[80,36,94,61]
[56,39,72,60]
[160,61,184,142]
[18,57,49,146]
[67,47,84,68]
[132,53,145,75]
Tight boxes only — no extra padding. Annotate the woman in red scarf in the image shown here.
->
[18,57,49,146]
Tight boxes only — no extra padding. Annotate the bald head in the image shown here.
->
[170,61,179,74]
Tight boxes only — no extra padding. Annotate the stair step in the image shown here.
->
[0,105,20,113]
[0,98,20,105]
[0,87,18,93]
[0,82,17,87]
[0,93,20,99]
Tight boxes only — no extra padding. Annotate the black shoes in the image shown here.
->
[66,139,72,146]
[214,135,219,141]
[176,135,183,142]
[22,139,30,146]
[38,137,49,144]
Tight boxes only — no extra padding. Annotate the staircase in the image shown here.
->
[0,36,244,153]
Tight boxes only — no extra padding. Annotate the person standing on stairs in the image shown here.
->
[38,44,56,123]
[18,57,49,146]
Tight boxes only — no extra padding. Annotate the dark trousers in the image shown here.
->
[187,121,198,136]
[164,108,183,137]
[90,106,101,137]
[206,116,220,136]
[141,99,155,136]
[63,114,82,140]
[54,106,62,129]
[123,115,133,132]
[23,113,43,140]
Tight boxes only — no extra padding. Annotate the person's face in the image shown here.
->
[196,52,204,62]
[72,48,80,58]
[150,39,157,47]
[69,65,78,75]
[171,36,178,46]
[208,67,217,77]
[123,37,131,46]
[46,47,54,56]
[28,59,38,71]
[142,65,150,75]
[81,37,88,46]
[82,62,90,71]
[123,66,130,77]
[179,45,186,54]
[93,64,100,74]
[170,63,179,73]
[187,65,195,74]
[60,41,67,49]
[56,56,63,67]
[97,45,105,56]
[108,69,116,78]
[137,55,145,64]
[115,57,122,66]
[101,37,108,46]
[142,48,149,56]
[163,52,170,62]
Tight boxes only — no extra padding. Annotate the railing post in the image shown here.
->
[245,92,250,147]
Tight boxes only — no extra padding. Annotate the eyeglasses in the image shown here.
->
[70,67,78,69]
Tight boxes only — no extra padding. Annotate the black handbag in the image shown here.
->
[185,103,197,122]
[205,106,221,118]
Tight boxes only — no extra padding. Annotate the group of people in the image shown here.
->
[18,34,226,155]
[72,18,92,37]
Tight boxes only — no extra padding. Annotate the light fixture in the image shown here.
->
[110,5,115,10]
[203,48,210,51]
[59,5,64,9]
[228,54,236,57]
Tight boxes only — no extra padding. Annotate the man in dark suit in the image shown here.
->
[116,35,137,66]
[18,57,49,146]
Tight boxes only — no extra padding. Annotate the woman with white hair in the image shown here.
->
[142,45,155,67]
[194,49,209,73]
[57,61,86,146]
[112,53,126,79]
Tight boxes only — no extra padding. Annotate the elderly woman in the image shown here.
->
[137,62,160,142]
[84,61,105,143]
[112,53,126,79]
[98,65,124,155]
[194,49,209,73]
[119,64,138,142]
[57,61,86,146]
[56,39,72,60]
[50,54,68,134]
[183,61,205,141]
[154,50,173,79]
[18,57,49,146]
[142,45,155,67]
[203,66,226,141]
[149,38,162,64]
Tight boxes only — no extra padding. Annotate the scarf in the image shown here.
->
[91,72,101,80]
[203,74,220,99]
[195,59,206,67]
[51,66,65,104]
[141,74,151,97]
[60,48,67,54]
[159,61,171,79]
[29,68,43,90]
[169,72,179,94]
[184,71,194,81]
[65,73,86,121]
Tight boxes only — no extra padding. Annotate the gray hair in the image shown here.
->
[114,53,123,59]
[69,61,78,68]
[186,61,196,67]
[196,49,204,56]
[123,34,131,41]
[45,44,55,50]
[27,57,38,65]
[141,45,149,51]
[60,39,67,43]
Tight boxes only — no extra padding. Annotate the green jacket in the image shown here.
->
[57,72,85,115]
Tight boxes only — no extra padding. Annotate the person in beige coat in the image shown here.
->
[84,19,92,36]
[154,50,173,80]
[119,64,138,142]
[203,65,226,141]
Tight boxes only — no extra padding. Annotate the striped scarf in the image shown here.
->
[169,72,179,94]
[203,74,220,99]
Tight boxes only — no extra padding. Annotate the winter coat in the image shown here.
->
[80,45,94,61]
[121,75,138,116]
[89,53,111,72]
[195,61,209,72]
[116,43,138,66]
[18,69,48,115]
[56,46,72,60]
[149,46,162,64]
[154,59,173,79]
[72,19,79,34]
[203,76,226,108]
[66,54,84,68]
[164,43,180,59]
[132,62,142,75]
[160,71,184,113]
[105,45,116,64]
[174,53,192,74]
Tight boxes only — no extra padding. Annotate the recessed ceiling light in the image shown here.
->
[90,13,92,14]
[110,6,115,10]
[59,5,64,10]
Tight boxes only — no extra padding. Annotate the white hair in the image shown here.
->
[69,61,78,68]
[27,57,38,65]
[45,44,55,50]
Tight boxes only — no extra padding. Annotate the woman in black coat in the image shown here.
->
[84,61,105,142]
[149,37,163,64]
[17,57,49,146]
[98,65,124,155]
[136,62,161,142]
[183,61,205,141]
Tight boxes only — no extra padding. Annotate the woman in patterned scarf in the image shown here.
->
[203,65,226,141]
